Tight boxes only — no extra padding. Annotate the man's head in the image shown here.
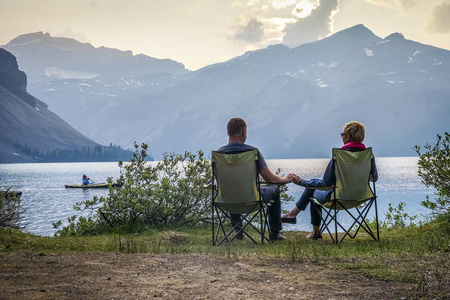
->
[342,121,365,143]
[227,117,247,142]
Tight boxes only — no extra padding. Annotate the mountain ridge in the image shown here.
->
[2,25,449,160]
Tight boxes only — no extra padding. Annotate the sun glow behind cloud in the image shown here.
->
[291,0,320,19]
[229,0,339,47]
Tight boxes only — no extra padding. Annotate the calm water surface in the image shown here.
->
[0,157,434,236]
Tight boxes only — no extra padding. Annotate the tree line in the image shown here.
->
[12,142,153,163]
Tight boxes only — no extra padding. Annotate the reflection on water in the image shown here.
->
[0,157,434,236]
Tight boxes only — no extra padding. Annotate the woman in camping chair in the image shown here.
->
[281,121,378,239]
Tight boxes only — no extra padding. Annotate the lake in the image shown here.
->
[0,157,434,236]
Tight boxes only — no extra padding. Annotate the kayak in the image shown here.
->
[64,183,123,189]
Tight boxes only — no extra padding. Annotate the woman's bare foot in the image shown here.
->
[306,226,322,239]
[306,232,318,238]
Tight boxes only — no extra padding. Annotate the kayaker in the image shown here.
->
[82,174,92,185]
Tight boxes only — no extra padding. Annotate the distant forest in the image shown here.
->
[12,143,152,162]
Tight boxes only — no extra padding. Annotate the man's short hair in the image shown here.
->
[227,117,247,136]
[343,121,365,143]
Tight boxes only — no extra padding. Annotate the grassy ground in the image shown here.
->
[1,219,449,299]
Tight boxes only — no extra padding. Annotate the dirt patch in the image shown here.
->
[0,253,414,299]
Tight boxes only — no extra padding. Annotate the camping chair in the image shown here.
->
[310,147,379,244]
[211,149,275,245]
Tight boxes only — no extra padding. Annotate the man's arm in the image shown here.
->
[259,167,294,184]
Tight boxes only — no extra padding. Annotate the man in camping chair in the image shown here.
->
[216,117,295,240]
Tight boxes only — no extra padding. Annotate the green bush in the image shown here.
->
[54,143,212,236]
[383,202,418,228]
[0,190,24,229]
[415,132,450,219]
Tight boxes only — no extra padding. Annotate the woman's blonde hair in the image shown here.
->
[343,121,365,143]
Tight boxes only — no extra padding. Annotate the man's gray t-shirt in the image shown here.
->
[215,142,268,171]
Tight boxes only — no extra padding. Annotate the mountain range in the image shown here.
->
[2,24,449,160]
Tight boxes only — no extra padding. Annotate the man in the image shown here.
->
[216,117,294,240]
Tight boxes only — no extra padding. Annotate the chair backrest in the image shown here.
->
[212,149,260,208]
[332,147,374,202]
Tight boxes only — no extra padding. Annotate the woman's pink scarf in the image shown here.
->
[341,142,366,149]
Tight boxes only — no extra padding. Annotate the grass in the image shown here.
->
[1,219,449,299]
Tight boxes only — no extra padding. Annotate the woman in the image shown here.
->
[281,121,378,238]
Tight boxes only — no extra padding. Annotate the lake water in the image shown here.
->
[0,157,434,236]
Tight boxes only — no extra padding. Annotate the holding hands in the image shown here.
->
[285,173,302,185]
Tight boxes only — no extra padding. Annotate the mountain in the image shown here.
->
[2,25,449,159]
[0,48,100,163]
[3,32,188,83]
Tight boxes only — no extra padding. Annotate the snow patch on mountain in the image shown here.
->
[376,40,390,45]
[380,71,396,76]
[91,92,117,97]
[315,78,329,88]
[45,67,98,80]
[364,48,374,56]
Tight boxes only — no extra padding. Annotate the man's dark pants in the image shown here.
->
[230,185,282,237]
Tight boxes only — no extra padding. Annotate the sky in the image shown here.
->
[1,0,449,71]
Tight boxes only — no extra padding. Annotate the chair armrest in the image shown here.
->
[260,182,287,192]
[260,182,285,186]
[305,185,334,191]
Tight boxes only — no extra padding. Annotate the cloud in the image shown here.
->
[232,17,266,43]
[55,27,91,43]
[365,0,418,12]
[229,0,341,46]
[282,0,340,46]
[424,1,450,33]
[228,4,291,45]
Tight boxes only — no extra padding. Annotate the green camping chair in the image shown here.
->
[310,147,379,244]
[211,149,274,245]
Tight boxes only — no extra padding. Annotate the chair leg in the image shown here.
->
[334,205,338,244]
[311,199,337,243]
[213,203,272,245]
[212,204,215,246]
[375,197,380,241]
[261,204,273,243]
[310,196,379,244]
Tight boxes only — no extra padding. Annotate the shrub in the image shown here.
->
[0,189,24,229]
[383,202,418,228]
[54,143,212,235]
[415,132,450,219]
